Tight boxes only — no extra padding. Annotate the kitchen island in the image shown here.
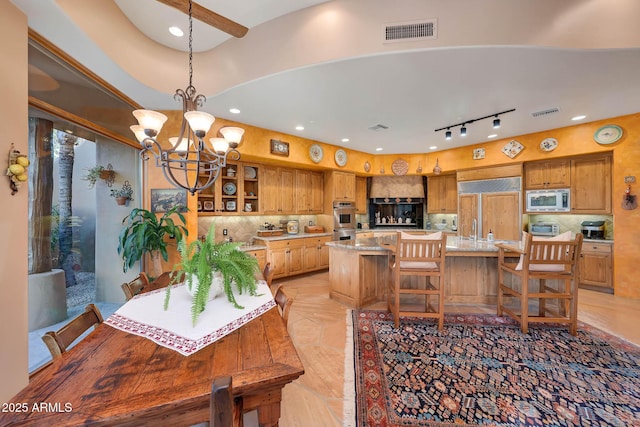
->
[326,234,521,308]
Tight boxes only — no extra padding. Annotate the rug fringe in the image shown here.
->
[343,309,355,427]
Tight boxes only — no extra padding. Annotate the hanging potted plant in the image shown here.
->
[83,164,115,188]
[110,181,134,206]
[164,226,259,325]
[117,205,188,278]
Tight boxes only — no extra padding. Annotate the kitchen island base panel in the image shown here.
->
[329,248,388,308]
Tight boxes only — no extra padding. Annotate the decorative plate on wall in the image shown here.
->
[363,161,371,172]
[335,149,348,167]
[594,125,623,145]
[473,148,485,160]
[309,144,324,163]
[502,140,524,158]
[540,138,558,152]
[391,159,409,176]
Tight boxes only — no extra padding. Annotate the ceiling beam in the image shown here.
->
[155,0,248,38]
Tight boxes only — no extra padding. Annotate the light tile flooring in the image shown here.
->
[277,271,640,427]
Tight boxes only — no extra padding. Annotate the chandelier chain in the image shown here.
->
[188,0,193,88]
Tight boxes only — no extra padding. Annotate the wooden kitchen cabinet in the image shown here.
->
[481,192,521,241]
[198,162,260,216]
[355,176,368,214]
[524,159,570,189]
[261,166,295,214]
[579,241,613,293]
[295,170,324,214]
[571,153,612,214]
[303,235,332,271]
[325,171,355,211]
[427,174,457,213]
[457,194,478,239]
[256,238,305,279]
[243,248,266,271]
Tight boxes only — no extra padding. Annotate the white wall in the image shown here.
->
[0,1,29,401]
[95,137,141,303]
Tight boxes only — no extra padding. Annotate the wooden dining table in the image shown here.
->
[1,273,304,426]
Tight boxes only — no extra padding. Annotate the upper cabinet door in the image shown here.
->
[524,159,570,189]
[571,154,611,214]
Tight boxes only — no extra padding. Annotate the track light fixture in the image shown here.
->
[435,108,515,140]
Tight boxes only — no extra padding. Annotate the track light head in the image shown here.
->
[460,125,467,137]
[445,129,452,140]
[493,116,501,129]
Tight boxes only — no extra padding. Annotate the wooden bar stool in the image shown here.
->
[497,232,583,335]
[388,231,447,330]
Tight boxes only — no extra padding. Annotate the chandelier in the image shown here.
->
[129,0,244,195]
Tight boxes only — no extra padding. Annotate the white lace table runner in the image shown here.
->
[105,280,275,356]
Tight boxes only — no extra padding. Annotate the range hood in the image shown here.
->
[369,176,425,200]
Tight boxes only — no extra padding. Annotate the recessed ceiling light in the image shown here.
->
[295,125,304,131]
[429,146,437,150]
[571,115,586,121]
[229,108,240,114]
[168,26,184,37]
[375,147,383,151]
[488,134,498,138]
[341,138,349,143]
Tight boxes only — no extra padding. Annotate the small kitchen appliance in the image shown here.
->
[581,220,605,240]
[525,188,570,212]
[530,222,560,237]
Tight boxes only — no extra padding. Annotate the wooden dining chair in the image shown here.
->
[262,262,275,288]
[211,376,243,427]
[120,272,150,301]
[273,284,294,328]
[497,232,583,335]
[388,231,447,330]
[41,303,104,358]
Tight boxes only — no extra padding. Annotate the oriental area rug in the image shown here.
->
[352,310,640,427]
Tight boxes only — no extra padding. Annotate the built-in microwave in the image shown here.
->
[525,189,570,212]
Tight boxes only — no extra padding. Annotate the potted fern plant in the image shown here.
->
[164,226,259,325]
[117,205,188,278]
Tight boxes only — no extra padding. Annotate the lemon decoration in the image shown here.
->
[9,164,25,175]
[7,143,30,195]
[16,156,30,167]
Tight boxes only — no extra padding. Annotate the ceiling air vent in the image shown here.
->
[368,124,389,131]
[531,107,560,118]
[383,19,437,43]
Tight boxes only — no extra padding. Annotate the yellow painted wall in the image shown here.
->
[0,1,29,402]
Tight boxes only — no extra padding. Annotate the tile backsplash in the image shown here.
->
[526,214,614,239]
[199,214,321,243]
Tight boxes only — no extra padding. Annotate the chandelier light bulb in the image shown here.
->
[169,137,191,152]
[184,111,215,136]
[133,110,168,135]
[210,137,230,155]
[219,126,245,148]
[129,125,147,143]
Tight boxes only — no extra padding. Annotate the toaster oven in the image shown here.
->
[529,222,560,237]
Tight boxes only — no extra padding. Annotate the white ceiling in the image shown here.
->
[12,0,640,155]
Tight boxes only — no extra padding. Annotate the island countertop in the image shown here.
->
[327,235,521,254]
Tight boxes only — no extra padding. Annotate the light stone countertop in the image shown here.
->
[326,235,521,253]
[252,232,333,242]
